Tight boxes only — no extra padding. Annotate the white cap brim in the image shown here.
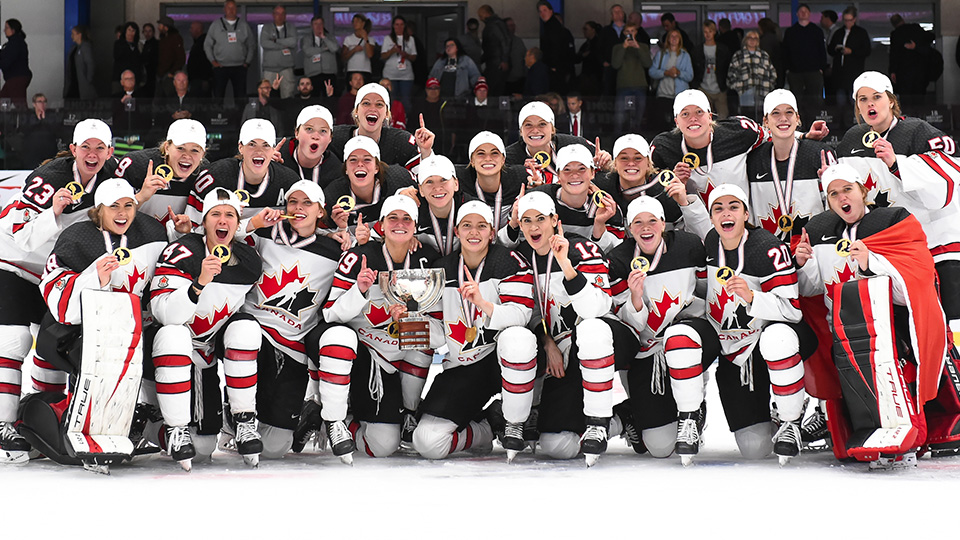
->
[296,105,334,131]
[613,134,651,159]
[94,178,138,207]
[167,119,207,147]
[343,135,381,161]
[287,180,325,205]
[379,194,419,224]
[202,187,243,218]
[707,184,749,209]
[519,101,555,127]
[626,196,664,224]
[518,191,556,218]
[555,144,594,171]
[853,71,893,100]
[469,131,506,157]
[355,83,391,110]
[673,89,712,117]
[417,154,457,184]
[73,119,113,147]
[763,89,798,116]
[239,118,277,146]
[456,200,494,226]
[820,163,864,193]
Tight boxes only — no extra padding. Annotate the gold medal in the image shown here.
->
[592,189,609,208]
[835,239,852,257]
[155,164,174,181]
[279,214,297,219]
[66,181,84,201]
[541,318,548,335]
[387,321,400,339]
[777,214,794,233]
[862,131,881,148]
[682,152,700,169]
[465,326,477,342]
[337,195,356,212]
[235,189,251,206]
[212,244,231,263]
[655,170,676,187]
[716,266,734,284]
[631,256,650,273]
[112,247,132,266]
[533,151,551,168]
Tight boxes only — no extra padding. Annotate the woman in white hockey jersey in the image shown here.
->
[149,188,264,470]
[697,184,816,465]
[607,196,717,458]
[514,191,636,466]
[240,180,344,459]
[412,201,538,461]
[308,195,442,462]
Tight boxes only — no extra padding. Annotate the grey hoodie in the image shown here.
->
[204,17,255,67]
[260,23,298,71]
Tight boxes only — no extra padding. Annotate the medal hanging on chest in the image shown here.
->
[716,230,748,285]
[531,251,555,336]
[459,255,486,343]
[769,140,798,234]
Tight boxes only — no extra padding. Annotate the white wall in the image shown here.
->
[3,0,65,106]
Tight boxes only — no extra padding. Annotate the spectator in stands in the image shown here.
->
[575,21,604,96]
[717,18,741,53]
[159,71,201,123]
[460,18,483,68]
[612,21,653,133]
[523,47,549,97]
[65,25,96,100]
[378,78,407,130]
[558,91,592,139]
[336,71,366,125]
[889,14,933,98]
[429,38,480,100]
[272,75,332,131]
[261,5,297,99]
[241,78,284,134]
[827,6,871,112]
[537,0,574,93]
[757,17,784,88]
[112,22,141,92]
[380,16,417,112]
[187,22,212,98]
[0,19,31,106]
[504,18,526,96]
[341,14,373,80]
[820,10,839,43]
[301,15,338,97]
[156,16,186,98]
[18,93,59,169]
[727,30,777,119]
[691,20,731,120]
[600,4,627,96]
[478,5,511,98]
[650,29,693,129]
[407,20,429,92]
[466,76,503,135]
[205,0,256,100]
[113,69,151,135]
[659,13,692,52]
[141,23,158,97]
[782,4,827,118]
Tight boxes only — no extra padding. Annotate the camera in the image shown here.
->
[626,33,634,41]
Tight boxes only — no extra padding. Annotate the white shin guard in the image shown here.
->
[498,326,537,424]
[758,323,804,422]
[221,318,261,414]
[574,318,615,419]
[316,325,357,422]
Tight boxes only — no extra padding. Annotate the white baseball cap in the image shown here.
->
[673,89,712,117]
[853,71,893,100]
[707,184,749,209]
[417,154,457,184]
[354,83,391,109]
[379,194,419,224]
[468,131,506,157]
[287,180,325,206]
[763,89,798,116]
[343,135,381,161]
[456,200,494,226]
[239,118,276,146]
[626,196,664,224]
[518,101,555,127]
[518,191,556,218]
[166,119,207,147]
[296,105,334,131]
[820,163,864,193]
[555,144,594,171]
[94,178,138,207]
[72,119,113,147]
[613,134,651,158]
[202,187,243,218]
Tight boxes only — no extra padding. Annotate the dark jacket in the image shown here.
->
[828,25,871,87]
[480,14,511,70]
[691,42,731,91]
[0,32,32,79]
[187,33,213,84]
[112,38,141,82]
[540,15,574,76]
[781,22,827,73]
[524,61,550,96]
[157,28,186,78]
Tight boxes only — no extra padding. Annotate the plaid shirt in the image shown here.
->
[726,48,777,98]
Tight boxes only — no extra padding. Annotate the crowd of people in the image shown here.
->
[0,2,959,474]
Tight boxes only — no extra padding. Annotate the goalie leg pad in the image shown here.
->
[923,345,960,449]
[152,325,193,428]
[759,323,805,422]
[498,326,537,424]
[0,325,32,423]
[17,392,77,466]
[311,324,357,422]
[573,318,615,419]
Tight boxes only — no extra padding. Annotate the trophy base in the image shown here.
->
[398,316,430,351]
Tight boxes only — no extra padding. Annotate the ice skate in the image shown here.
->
[800,403,831,451]
[0,421,30,464]
[129,404,162,457]
[501,422,524,463]
[400,409,418,450]
[292,400,323,453]
[869,451,918,470]
[233,412,263,468]
[325,420,355,465]
[165,425,195,472]
[613,402,646,454]
[676,412,700,467]
[581,418,608,467]
[772,420,801,466]
[523,406,540,452]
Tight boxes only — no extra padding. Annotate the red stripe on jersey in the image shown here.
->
[187,195,203,212]
[580,355,614,369]
[500,295,535,308]
[449,429,458,453]
[464,425,474,450]
[669,365,703,380]
[607,224,625,239]
[428,312,443,320]
[724,343,751,361]
[225,348,258,361]
[394,360,428,379]
[664,335,700,351]
[761,272,797,292]
[768,353,801,371]
[308,370,319,381]
[33,358,59,370]
[501,356,537,371]
[319,344,357,361]
[318,371,350,385]
[0,383,20,395]
[150,288,175,299]
[609,279,628,296]
[225,374,257,389]
[772,379,805,396]
[155,267,193,281]
[56,274,79,322]
[919,153,955,207]
[11,222,26,234]
[406,155,421,171]
[502,378,535,394]
[577,263,608,274]
[32,377,65,393]
[503,273,534,284]
[331,277,354,290]
[1,260,41,280]
[0,357,22,369]
[789,298,800,309]
[931,242,960,256]
[264,326,306,353]
[152,354,191,368]
[583,380,614,392]
[696,270,707,279]
[156,380,191,394]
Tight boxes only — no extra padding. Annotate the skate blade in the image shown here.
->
[584,453,600,467]
[869,452,917,470]
[242,454,260,468]
[82,462,110,475]
[506,449,519,463]
[338,453,354,466]
[177,458,192,472]
[778,455,793,467]
[0,450,30,464]
[680,454,695,467]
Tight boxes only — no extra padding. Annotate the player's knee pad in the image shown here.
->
[0,325,33,361]
[412,414,457,460]
[362,422,401,458]
[758,323,799,359]
[223,318,262,352]
[192,432,217,462]
[258,422,293,459]
[152,325,192,358]
[497,326,537,363]
[734,422,774,459]
[642,422,678,458]
[574,318,614,359]
[319,324,358,351]
[538,431,581,459]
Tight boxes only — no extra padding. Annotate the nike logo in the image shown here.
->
[755,173,767,180]
[851,149,866,154]
[821,235,837,241]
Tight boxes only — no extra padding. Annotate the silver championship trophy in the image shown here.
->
[379,268,446,350]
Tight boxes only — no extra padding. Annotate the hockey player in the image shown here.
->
[795,164,949,465]
[412,201,538,461]
[308,195,442,461]
[240,180,344,459]
[455,131,527,238]
[607,196,716,459]
[514,191,635,466]
[699,184,816,465]
[412,154,477,256]
[275,105,342,188]
[150,188,264,469]
[113,119,209,235]
[329,83,434,174]
[0,119,118,460]
[186,118,299,226]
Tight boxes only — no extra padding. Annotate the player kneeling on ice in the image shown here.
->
[796,164,949,468]
[607,195,716,459]
[702,184,817,465]
[307,195,442,462]
[515,191,638,466]
[149,188,264,469]
[411,201,537,461]
[18,179,166,472]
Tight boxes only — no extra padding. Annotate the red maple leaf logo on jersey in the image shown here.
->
[647,290,680,334]
[112,265,146,294]
[863,172,877,192]
[189,302,232,336]
[365,303,392,327]
[258,265,306,301]
[709,286,736,324]
[759,204,786,236]
[697,178,718,208]
[448,319,470,345]
[825,264,858,302]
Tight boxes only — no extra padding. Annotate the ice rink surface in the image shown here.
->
[5,365,960,538]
